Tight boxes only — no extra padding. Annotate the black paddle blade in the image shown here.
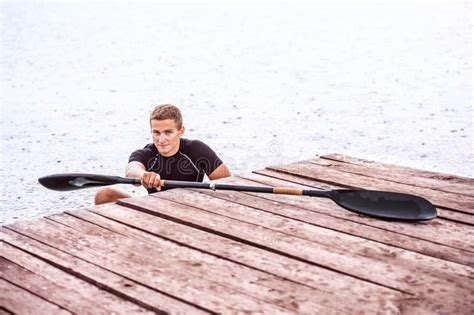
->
[38,173,125,191]
[329,190,437,221]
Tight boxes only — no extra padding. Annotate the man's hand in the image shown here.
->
[141,171,162,190]
[126,162,161,191]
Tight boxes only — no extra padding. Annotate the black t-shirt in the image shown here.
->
[129,138,223,193]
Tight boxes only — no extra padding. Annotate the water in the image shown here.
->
[1,2,472,224]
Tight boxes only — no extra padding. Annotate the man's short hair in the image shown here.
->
[150,104,183,129]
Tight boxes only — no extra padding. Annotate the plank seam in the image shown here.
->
[194,189,474,264]
[318,156,474,198]
[265,163,474,215]
[242,174,474,238]
[250,171,474,223]
[0,273,72,313]
[118,199,416,296]
[260,167,356,189]
[0,306,13,315]
[82,208,360,299]
[48,213,296,314]
[320,154,474,183]
[46,215,131,239]
[438,214,474,226]
[2,228,211,314]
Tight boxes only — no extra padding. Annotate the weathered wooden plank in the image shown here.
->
[0,244,153,314]
[252,169,474,225]
[159,188,474,280]
[319,153,474,197]
[0,278,71,315]
[5,217,322,314]
[240,172,474,252]
[3,154,473,314]
[117,193,473,313]
[0,228,209,314]
[194,176,473,266]
[1,258,75,314]
[322,153,474,186]
[70,204,408,314]
[47,212,337,314]
[0,307,13,315]
[266,161,474,214]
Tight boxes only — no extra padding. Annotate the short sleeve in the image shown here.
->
[187,140,223,175]
[128,144,156,168]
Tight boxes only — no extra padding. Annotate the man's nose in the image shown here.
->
[158,134,167,143]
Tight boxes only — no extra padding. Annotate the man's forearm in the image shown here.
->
[126,161,161,189]
[125,162,146,178]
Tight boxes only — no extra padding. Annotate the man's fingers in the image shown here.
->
[141,172,161,190]
[153,175,162,191]
[141,172,151,188]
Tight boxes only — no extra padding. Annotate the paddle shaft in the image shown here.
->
[38,173,328,197]
[160,180,330,197]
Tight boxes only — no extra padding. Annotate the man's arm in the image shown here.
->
[208,163,231,180]
[126,161,161,190]
[125,161,146,178]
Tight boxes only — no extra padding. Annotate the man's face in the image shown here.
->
[150,119,184,157]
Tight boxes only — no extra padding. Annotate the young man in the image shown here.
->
[94,104,231,204]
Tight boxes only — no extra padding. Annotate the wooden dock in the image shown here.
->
[1,153,473,314]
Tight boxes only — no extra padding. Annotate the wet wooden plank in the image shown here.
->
[242,171,474,252]
[2,154,472,314]
[195,175,473,266]
[118,193,473,314]
[320,153,474,197]
[158,187,473,279]
[252,169,474,225]
[0,244,152,314]
[264,161,474,217]
[0,278,70,315]
[47,211,337,314]
[0,228,209,314]
[73,204,407,314]
[0,307,13,315]
[4,217,321,314]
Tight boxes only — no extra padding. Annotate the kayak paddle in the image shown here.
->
[38,173,437,221]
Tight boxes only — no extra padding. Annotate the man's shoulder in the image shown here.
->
[180,138,223,174]
[181,138,212,152]
[140,143,156,152]
[129,143,156,162]
[181,138,207,146]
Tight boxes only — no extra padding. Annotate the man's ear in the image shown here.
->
[178,126,185,137]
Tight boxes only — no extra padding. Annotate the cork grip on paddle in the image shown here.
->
[273,187,304,195]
